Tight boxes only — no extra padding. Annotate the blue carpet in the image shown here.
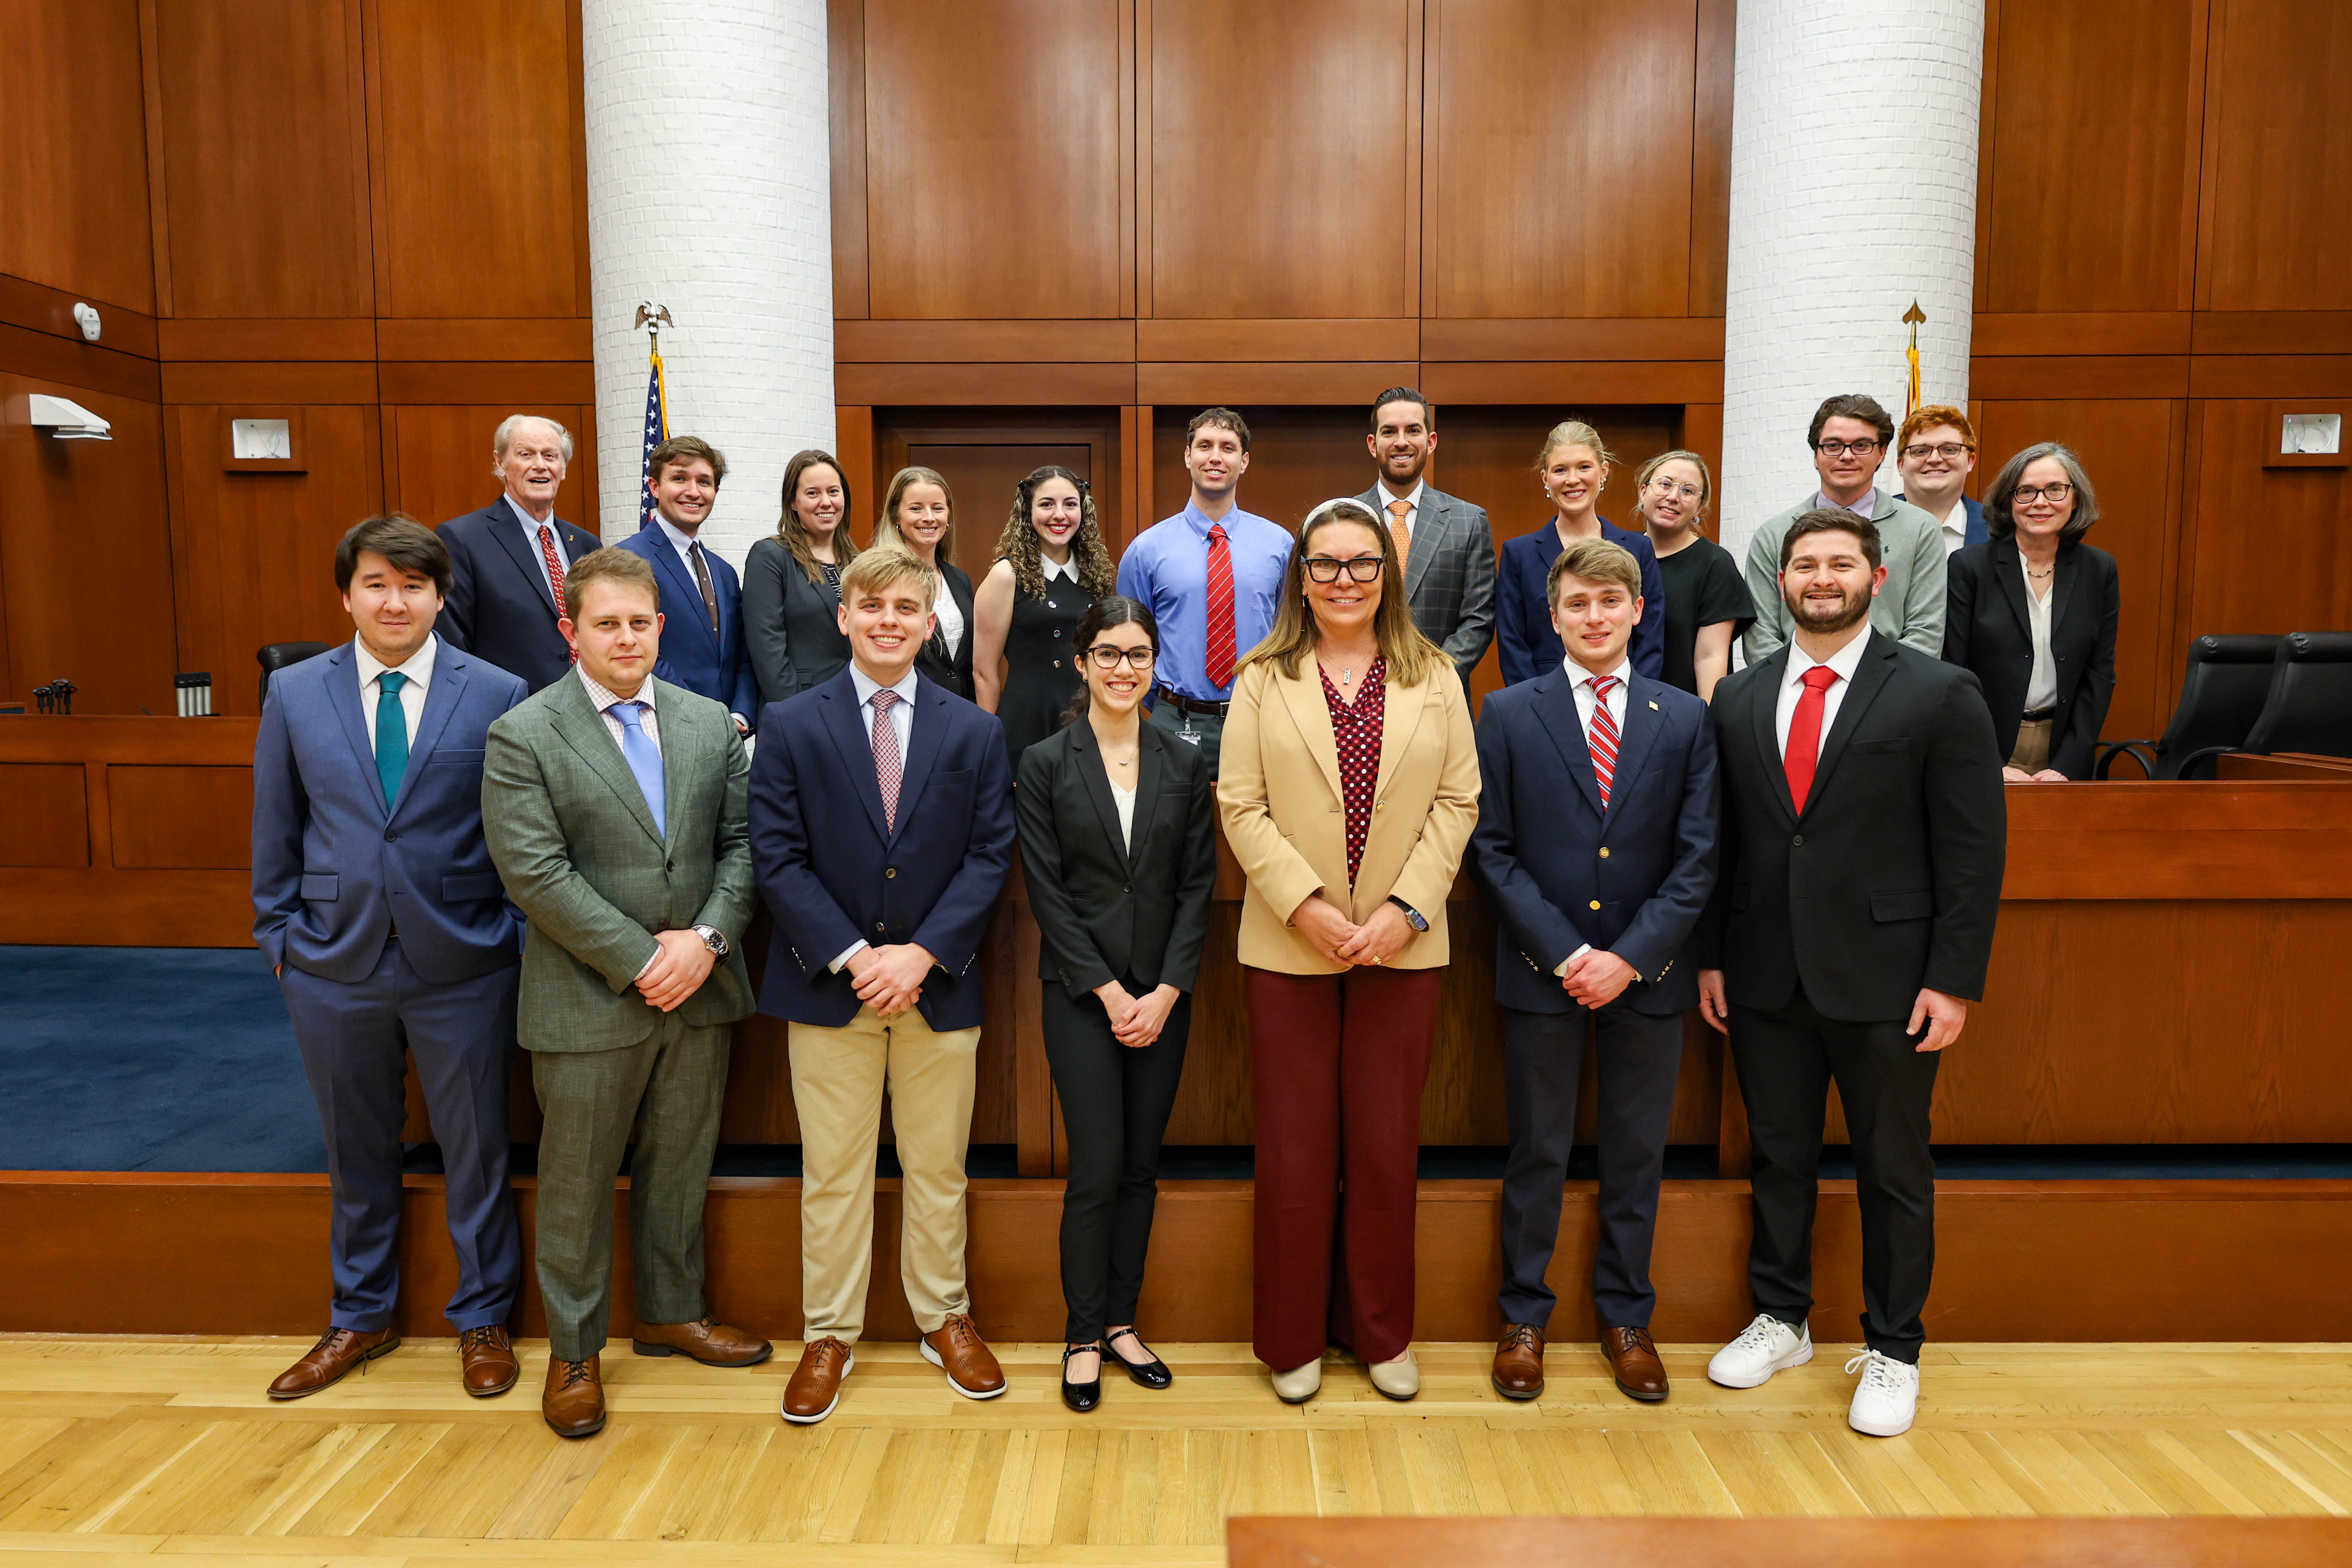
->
[0,946,325,1173]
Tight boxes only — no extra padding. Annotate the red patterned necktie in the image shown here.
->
[1784,665,1840,813]
[870,689,902,832]
[538,523,577,665]
[1586,674,1621,808]
[1203,522,1236,690]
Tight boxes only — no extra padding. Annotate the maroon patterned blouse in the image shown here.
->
[1320,656,1386,889]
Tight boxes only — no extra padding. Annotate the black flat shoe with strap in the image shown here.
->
[1105,1327,1173,1389]
[1061,1344,1103,1413]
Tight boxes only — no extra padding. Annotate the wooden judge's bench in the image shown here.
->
[7,714,2352,1344]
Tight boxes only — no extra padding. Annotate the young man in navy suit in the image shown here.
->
[437,414,602,691]
[252,515,530,1401]
[1470,537,1718,1406]
[748,546,1017,1424]
[615,436,759,733]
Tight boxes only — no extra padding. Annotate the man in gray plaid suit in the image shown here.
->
[1357,386,1498,684]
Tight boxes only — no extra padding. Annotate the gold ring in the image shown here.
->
[1372,955,1384,964]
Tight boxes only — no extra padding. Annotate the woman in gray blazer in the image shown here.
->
[743,449,859,709]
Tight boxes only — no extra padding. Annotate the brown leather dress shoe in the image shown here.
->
[1602,1325,1669,1403]
[459,1325,519,1397]
[542,1353,606,1438]
[1492,1322,1546,1401]
[782,1337,855,1425]
[921,1313,1007,1399]
[631,1316,773,1367]
[267,1327,399,1399]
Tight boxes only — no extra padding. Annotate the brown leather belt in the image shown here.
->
[1154,689,1230,718]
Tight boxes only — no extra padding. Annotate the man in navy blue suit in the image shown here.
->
[748,546,1017,1425]
[1470,536,1719,1407]
[252,515,530,1402]
[437,414,603,691]
[615,436,758,733]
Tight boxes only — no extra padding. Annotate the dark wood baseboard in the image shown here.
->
[8,1172,2349,1343]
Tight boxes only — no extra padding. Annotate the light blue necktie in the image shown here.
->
[613,701,666,838]
[374,672,408,809]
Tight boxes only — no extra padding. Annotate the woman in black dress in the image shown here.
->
[972,465,1118,766]
[873,465,976,699]
[743,448,860,708]
[1633,449,1752,701]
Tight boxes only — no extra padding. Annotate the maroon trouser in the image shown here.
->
[1246,964,1441,1370]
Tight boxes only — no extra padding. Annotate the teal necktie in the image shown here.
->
[375,671,409,809]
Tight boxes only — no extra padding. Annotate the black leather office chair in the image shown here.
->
[2239,632,2352,761]
[257,642,333,709]
[2094,634,2284,780]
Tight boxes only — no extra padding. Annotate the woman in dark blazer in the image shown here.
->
[1015,596,1217,1413]
[874,464,976,699]
[1943,440,2119,781]
[742,449,859,707]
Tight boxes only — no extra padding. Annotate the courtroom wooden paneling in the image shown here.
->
[149,0,375,320]
[1425,0,1698,319]
[829,0,870,318]
[1978,0,2205,315]
[107,765,253,869]
[861,0,1127,320]
[872,404,1121,572]
[1148,0,1416,320]
[164,404,386,714]
[1686,0,1734,315]
[0,272,162,360]
[0,0,156,313]
[389,403,597,538]
[0,763,90,869]
[2196,0,2352,313]
[2183,400,2352,645]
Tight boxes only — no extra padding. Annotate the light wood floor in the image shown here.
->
[2,1336,2350,1566]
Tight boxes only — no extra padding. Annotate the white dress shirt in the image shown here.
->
[506,493,567,607]
[1937,514,1969,557]
[831,662,922,972]
[1373,477,1425,544]
[1773,623,1874,761]
[578,665,661,753]
[1109,778,1136,852]
[654,514,713,590]
[353,633,436,752]
[1041,553,1079,585]
[1563,652,1632,744]
[2022,558,2059,711]
[930,563,966,656]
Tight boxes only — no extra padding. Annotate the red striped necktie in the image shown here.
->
[1586,674,1621,808]
[1203,523,1236,690]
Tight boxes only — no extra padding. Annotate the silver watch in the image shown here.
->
[1387,897,1429,933]
[694,925,729,957]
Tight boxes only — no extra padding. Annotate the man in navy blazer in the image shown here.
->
[615,436,758,732]
[437,414,603,690]
[747,545,1017,1424]
[252,515,530,1402]
[1470,537,1718,1407]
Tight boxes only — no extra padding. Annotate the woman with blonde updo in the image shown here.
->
[1494,419,1666,685]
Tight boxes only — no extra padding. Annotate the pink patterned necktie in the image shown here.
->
[870,689,902,832]
[1587,674,1621,808]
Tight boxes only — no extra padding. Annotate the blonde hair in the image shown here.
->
[1535,418,1616,472]
[838,545,937,610]
[1236,499,1442,688]
[873,466,955,563]
[1634,448,1714,529]
[1547,537,1643,604]
[560,546,657,621]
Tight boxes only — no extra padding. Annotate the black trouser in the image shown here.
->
[1497,1002,1684,1331]
[1041,978,1192,1344]
[1730,986,1940,1363]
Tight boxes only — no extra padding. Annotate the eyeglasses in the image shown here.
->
[1816,438,1882,457]
[1083,645,1156,670]
[1304,556,1386,583]
[2013,482,2074,504]
[1903,442,1971,461]
[1644,478,1704,502]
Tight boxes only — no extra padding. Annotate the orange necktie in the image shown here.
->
[1386,497,1413,577]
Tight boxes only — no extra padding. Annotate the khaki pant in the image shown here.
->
[790,1005,981,1342]
[2009,715,2054,773]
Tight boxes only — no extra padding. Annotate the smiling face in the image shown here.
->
[1301,519,1387,639]
[1639,456,1707,536]
[839,570,936,686]
[563,579,662,697]
[893,481,951,561]
[1897,421,1975,503]
[2011,455,2076,543]
[1812,415,1883,505]
[1549,573,1641,676]
[792,462,845,544]
[342,549,443,665]
[1779,525,1884,639]
[1542,443,1609,521]
[652,456,718,536]
[1184,422,1248,502]
[1029,476,1084,558]
[1077,619,1155,719]
[1367,398,1434,489]
[499,420,568,517]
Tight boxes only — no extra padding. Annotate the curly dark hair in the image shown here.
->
[992,466,1116,601]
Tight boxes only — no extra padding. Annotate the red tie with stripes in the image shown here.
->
[538,523,577,666]
[1587,674,1621,808]
[1203,523,1236,691]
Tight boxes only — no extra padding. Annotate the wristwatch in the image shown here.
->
[693,925,729,957]
[1387,896,1429,933]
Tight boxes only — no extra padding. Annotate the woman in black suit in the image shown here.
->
[874,464,976,699]
[743,449,859,708]
[1015,596,1217,1412]
[1943,441,2119,781]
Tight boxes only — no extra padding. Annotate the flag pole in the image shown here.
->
[1902,299,1926,419]
[633,302,674,526]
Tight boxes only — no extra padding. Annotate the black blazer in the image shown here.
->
[1942,537,2119,779]
[1696,632,2008,1022]
[1015,718,1217,995]
[914,559,977,701]
[437,496,603,692]
[741,538,853,707]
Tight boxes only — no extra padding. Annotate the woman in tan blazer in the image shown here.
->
[1217,497,1480,1405]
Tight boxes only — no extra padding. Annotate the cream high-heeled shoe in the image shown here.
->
[1367,1346,1419,1401]
[1270,1357,1323,1404]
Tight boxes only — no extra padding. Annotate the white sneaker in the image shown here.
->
[1844,1349,1920,1436]
[1706,1313,1813,1389]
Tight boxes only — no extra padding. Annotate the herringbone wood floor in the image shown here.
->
[2,1337,2350,1564]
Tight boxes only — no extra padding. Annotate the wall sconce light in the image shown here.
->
[27,393,111,441]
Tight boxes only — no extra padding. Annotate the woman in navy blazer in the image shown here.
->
[1495,420,1666,685]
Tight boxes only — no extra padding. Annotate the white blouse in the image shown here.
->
[933,572,966,656]
[2021,555,2058,713]
[1109,778,1136,853]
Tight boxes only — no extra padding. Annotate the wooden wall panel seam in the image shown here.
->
[2176,0,2212,312]
[1972,0,2000,315]
[135,0,174,320]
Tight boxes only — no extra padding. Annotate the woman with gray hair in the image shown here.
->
[1942,442,2119,780]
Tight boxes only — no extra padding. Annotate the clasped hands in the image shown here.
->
[845,942,936,1018]
[637,928,718,1013]
[1290,893,1414,968]
[1094,979,1182,1048]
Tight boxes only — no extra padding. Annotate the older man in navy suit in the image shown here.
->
[615,435,759,733]
[252,515,530,1402]
[1471,536,1718,1407]
[437,414,602,691]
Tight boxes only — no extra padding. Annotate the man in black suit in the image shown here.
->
[1356,387,1497,684]
[438,414,604,690]
[1695,508,2005,1440]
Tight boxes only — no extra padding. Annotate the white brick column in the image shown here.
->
[1717,0,1985,561]
[582,0,834,563]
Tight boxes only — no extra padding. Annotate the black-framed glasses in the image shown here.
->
[2013,481,2074,504]
[1303,556,1385,583]
[1083,645,1156,670]
[1816,438,1882,457]
[1903,442,1970,461]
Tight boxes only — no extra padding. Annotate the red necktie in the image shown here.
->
[1203,522,1236,690]
[1585,674,1621,808]
[1784,665,1840,813]
[539,523,577,666]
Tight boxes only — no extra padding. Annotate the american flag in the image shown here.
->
[638,341,669,528]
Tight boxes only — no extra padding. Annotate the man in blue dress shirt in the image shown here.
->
[1114,408,1293,775]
